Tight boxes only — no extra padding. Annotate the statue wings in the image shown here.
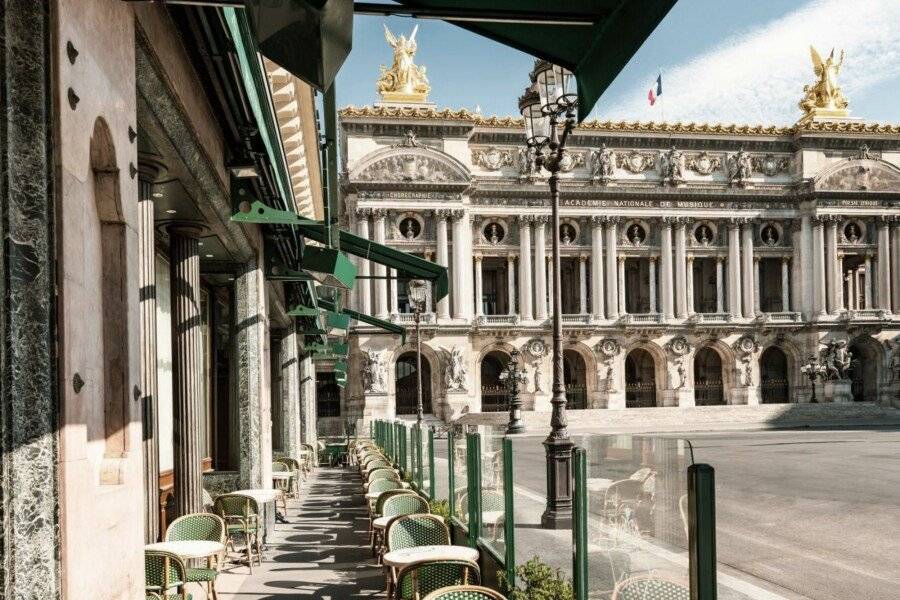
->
[384,24,398,48]
[410,24,419,43]
[809,45,824,76]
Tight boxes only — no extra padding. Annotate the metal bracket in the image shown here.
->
[230,200,319,227]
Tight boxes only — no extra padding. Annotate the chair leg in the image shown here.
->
[245,531,253,574]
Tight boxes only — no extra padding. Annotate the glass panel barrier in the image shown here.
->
[477,425,507,562]
[450,424,469,532]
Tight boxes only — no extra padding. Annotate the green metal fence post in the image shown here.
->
[502,437,516,589]
[689,463,717,600]
[466,431,482,548]
[448,428,456,518]
[573,447,588,600]
[401,425,408,475]
[428,427,436,500]
[416,423,424,491]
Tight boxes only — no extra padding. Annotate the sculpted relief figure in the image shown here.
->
[591,144,616,182]
[799,46,848,118]
[442,346,468,392]
[819,340,852,380]
[659,146,684,185]
[377,25,430,101]
[728,147,753,185]
[363,349,388,393]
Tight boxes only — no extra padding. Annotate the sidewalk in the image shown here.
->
[216,467,385,599]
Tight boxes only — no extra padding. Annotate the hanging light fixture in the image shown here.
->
[518,85,549,147]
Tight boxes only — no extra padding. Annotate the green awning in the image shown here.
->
[296,222,449,301]
[381,1,676,121]
[318,298,407,344]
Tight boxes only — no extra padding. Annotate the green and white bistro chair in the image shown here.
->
[271,461,291,512]
[374,492,430,561]
[145,549,191,600]
[394,558,481,600]
[275,456,303,496]
[611,575,690,600]
[164,513,226,600]
[422,585,508,600]
[385,514,452,597]
[213,494,262,574]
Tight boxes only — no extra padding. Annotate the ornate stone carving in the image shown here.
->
[885,338,900,382]
[517,147,537,179]
[687,151,722,175]
[394,129,422,148]
[732,335,759,386]
[799,46,848,122]
[472,146,514,171]
[666,336,692,357]
[525,338,548,360]
[595,338,622,360]
[590,144,616,183]
[358,153,463,183]
[441,346,468,392]
[377,26,430,103]
[558,152,585,173]
[816,160,900,192]
[753,153,790,177]
[617,150,656,174]
[733,334,759,356]
[727,147,753,186]
[363,349,388,393]
[659,146,685,185]
[819,339,852,380]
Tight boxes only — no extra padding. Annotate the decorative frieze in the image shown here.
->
[617,150,656,173]
[471,146,514,171]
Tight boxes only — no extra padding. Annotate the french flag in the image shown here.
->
[648,73,662,106]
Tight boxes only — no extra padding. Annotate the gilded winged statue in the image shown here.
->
[799,46,848,117]
[377,25,431,101]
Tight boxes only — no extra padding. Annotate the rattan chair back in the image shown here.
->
[368,478,402,497]
[422,585,507,600]
[375,489,418,515]
[386,514,450,551]
[273,460,290,472]
[611,575,690,600]
[165,512,226,544]
[382,493,429,519]
[395,558,481,600]
[368,467,401,484]
[214,493,260,521]
[145,549,188,596]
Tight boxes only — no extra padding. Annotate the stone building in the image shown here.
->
[340,77,900,427]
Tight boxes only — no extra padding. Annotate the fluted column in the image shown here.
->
[799,215,813,317]
[139,175,160,542]
[728,221,742,317]
[546,255,554,315]
[781,257,791,313]
[892,218,900,313]
[617,256,626,315]
[169,225,204,517]
[845,270,854,310]
[876,217,892,310]
[649,257,658,313]
[813,216,827,316]
[451,210,473,320]
[590,216,605,319]
[715,257,725,314]
[534,216,548,320]
[507,255,516,315]
[791,222,802,313]
[837,254,846,310]
[389,268,400,315]
[474,255,484,317]
[281,326,301,461]
[373,209,388,317]
[674,219,688,318]
[605,218,620,319]
[753,257,761,313]
[864,255,873,309]
[356,209,371,314]
[741,221,755,316]
[660,218,674,319]
[578,255,588,314]
[825,217,839,314]
[686,256,694,314]
[435,210,450,319]
[235,258,267,490]
[518,216,533,320]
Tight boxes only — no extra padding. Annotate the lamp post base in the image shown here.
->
[540,435,574,529]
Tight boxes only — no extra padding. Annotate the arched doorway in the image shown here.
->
[694,348,725,406]
[760,347,790,403]
[849,338,880,402]
[395,352,432,415]
[625,348,657,408]
[480,351,509,412]
[563,349,587,409]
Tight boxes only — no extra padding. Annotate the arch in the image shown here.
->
[693,348,725,406]
[395,352,433,415]
[760,346,790,403]
[91,117,128,468]
[480,350,509,413]
[390,342,441,416]
[563,349,588,409]
[624,348,659,408]
[848,335,882,402]
[813,157,900,192]
[349,145,471,184]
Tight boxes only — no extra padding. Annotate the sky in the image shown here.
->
[335,0,900,125]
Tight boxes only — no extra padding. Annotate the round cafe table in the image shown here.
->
[382,545,479,569]
[145,540,224,560]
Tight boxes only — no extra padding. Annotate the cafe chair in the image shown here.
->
[274,456,302,497]
[164,513,226,600]
[374,493,429,560]
[145,550,191,600]
[385,514,452,597]
[213,494,261,574]
[611,575,690,600]
[395,558,481,600]
[271,461,291,513]
[422,585,507,600]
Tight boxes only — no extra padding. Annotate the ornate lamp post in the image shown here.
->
[800,355,825,403]
[407,279,428,425]
[499,349,527,435]
[518,60,577,529]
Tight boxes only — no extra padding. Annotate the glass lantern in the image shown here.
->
[407,279,427,312]
[518,86,549,146]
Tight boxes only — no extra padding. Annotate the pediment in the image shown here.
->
[350,146,470,185]
[815,158,900,192]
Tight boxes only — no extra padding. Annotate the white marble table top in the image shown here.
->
[481,510,504,524]
[382,545,479,568]
[233,489,280,503]
[145,540,224,560]
[271,473,290,481]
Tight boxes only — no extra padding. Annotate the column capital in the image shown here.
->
[579,254,589,263]
[876,214,893,226]
[781,255,790,264]
[355,207,372,217]
[449,208,465,221]
[727,218,742,230]
[753,256,761,263]
[371,208,389,220]
[812,214,829,225]
[507,254,516,263]
[516,214,534,224]
[590,215,605,226]
[686,255,694,263]
[660,216,676,226]
[434,208,452,220]
[533,215,549,225]
[617,255,626,264]
[716,255,726,263]
[604,216,622,226]
[474,253,483,262]
[649,255,658,263]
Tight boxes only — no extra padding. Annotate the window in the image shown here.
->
[316,372,341,417]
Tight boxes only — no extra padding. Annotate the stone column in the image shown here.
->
[169,225,204,517]
[139,175,160,542]
[753,257,761,313]
[579,255,588,314]
[605,218,619,319]
[435,210,450,319]
[876,217,892,310]
[813,216,827,316]
[741,221,755,316]
[590,216,605,319]
[825,217,839,314]
[854,268,861,310]
[799,215,813,317]
[660,218,674,319]
[280,327,301,461]
[299,356,317,446]
[235,258,267,490]
[649,257,658,313]
[892,218,900,313]
[474,254,484,316]
[389,268,399,315]
[617,256,626,315]
[686,256,695,314]
[373,209,389,317]
[451,210,473,320]
[356,209,371,314]
[518,216,533,320]
[716,257,725,313]
[845,270,855,310]
[674,219,688,318]
[791,222,802,313]
[546,255,554,315]
[864,255,873,309]
[507,255,516,316]
[781,257,791,313]
[534,216,548,320]
[728,221,742,318]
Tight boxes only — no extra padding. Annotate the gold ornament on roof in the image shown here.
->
[377,25,430,103]
[799,46,849,122]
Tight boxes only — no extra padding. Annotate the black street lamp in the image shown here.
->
[518,60,577,529]
[500,349,527,435]
[408,279,428,425]
[800,355,825,404]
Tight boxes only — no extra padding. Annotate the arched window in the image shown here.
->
[625,349,657,408]
[694,348,725,406]
[480,351,508,412]
[760,347,790,403]
[563,350,587,409]
[849,337,880,402]
[396,352,432,415]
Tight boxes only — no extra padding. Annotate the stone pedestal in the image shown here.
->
[444,392,472,421]
[824,379,853,403]
[730,386,761,405]
[661,389,692,407]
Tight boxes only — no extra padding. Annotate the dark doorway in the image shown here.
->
[849,339,879,402]
[480,351,509,412]
[315,372,341,417]
[625,349,657,408]
[694,348,725,406]
[563,349,587,409]
[396,352,433,415]
[760,346,790,403]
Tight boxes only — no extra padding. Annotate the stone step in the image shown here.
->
[454,402,900,433]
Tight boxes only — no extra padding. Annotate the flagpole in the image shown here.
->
[659,67,665,123]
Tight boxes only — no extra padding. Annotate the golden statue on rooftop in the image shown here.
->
[377,24,430,103]
[799,46,849,122]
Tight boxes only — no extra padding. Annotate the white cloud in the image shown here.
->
[600,0,900,125]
